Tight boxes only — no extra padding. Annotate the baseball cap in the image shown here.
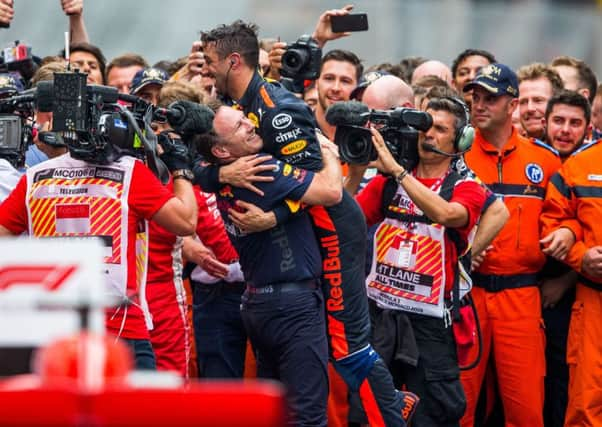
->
[350,70,390,100]
[463,63,519,98]
[129,67,168,95]
[0,73,23,96]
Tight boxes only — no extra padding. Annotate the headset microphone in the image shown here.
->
[420,96,475,157]
[421,142,470,157]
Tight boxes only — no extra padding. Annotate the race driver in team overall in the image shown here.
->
[195,20,418,427]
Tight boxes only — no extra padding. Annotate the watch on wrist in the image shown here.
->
[396,168,409,184]
[172,169,194,182]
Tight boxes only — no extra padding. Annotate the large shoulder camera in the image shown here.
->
[0,114,30,169]
[51,71,146,164]
[0,88,36,169]
[332,104,432,170]
[0,70,208,181]
[280,35,322,81]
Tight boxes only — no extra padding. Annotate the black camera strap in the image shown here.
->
[117,104,170,184]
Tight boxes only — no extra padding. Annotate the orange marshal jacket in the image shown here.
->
[541,140,602,281]
[465,128,561,275]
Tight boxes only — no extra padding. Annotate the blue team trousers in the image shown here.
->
[241,281,328,427]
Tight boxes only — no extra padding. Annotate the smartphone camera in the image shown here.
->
[330,13,369,33]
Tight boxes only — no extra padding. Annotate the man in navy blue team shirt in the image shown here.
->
[197,104,342,427]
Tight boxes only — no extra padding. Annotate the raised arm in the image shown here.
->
[62,0,89,44]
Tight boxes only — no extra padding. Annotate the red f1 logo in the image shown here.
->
[0,265,78,291]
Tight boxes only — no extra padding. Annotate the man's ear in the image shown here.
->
[211,144,230,160]
[229,53,241,69]
[508,97,519,113]
[579,88,590,103]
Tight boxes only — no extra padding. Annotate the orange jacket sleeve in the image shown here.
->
[541,162,586,273]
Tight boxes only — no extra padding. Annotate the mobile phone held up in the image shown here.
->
[330,13,369,33]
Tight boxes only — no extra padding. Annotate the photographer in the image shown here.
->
[265,4,354,82]
[0,75,198,369]
[353,97,493,426]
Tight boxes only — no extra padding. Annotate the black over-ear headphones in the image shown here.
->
[443,96,474,153]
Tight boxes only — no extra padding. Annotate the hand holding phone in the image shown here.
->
[312,4,355,47]
[330,13,369,33]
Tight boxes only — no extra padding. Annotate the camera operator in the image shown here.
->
[0,77,198,369]
[198,20,418,426]
[345,78,507,261]
[353,97,493,426]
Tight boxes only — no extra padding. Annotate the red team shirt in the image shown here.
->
[193,187,238,264]
[147,180,179,284]
[0,161,173,339]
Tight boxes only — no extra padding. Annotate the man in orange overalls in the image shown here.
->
[540,125,602,426]
[461,63,561,426]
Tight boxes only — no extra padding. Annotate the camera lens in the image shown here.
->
[339,128,374,164]
[0,116,21,149]
[282,49,309,74]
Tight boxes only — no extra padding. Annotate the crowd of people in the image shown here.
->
[1,1,602,426]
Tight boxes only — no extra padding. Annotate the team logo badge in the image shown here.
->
[281,139,307,156]
[272,113,292,129]
[219,185,234,198]
[525,163,544,184]
[283,164,293,176]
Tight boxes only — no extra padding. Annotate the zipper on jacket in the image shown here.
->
[497,154,503,183]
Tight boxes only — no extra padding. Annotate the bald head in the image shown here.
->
[362,75,414,110]
[411,60,453,86]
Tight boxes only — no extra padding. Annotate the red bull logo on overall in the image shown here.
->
[321,234,343,312]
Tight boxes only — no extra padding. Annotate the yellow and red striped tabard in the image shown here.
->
[24,155,148,309]
[366,178,457,319]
